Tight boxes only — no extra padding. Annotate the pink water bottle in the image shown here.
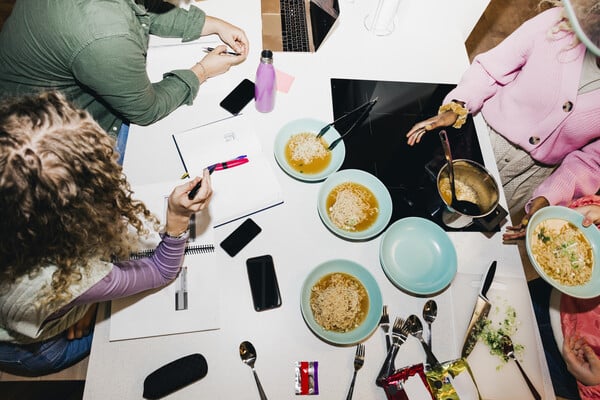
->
[255,49,276,113]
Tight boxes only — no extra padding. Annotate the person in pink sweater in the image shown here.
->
[405,0,600,238]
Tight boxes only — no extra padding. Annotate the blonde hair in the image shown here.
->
[0,92,157,304]
[541,0,600,48]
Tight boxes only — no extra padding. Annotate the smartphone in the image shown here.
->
[219,79,255,115]
[219,218,262,257]
[246,255,282,312]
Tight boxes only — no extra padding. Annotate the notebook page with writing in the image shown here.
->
[109,180,219,341]
[173,117,284,227]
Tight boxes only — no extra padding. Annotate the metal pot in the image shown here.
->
[436,159,500,228]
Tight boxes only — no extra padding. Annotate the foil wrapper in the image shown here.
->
[295,361,319,395]
[425,358,482,400]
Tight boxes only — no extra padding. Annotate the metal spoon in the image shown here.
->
[422,300,437,349]
[501,335,541,400]
[439,130,481,216]
[239,341,268,400]
[406,314,440,368]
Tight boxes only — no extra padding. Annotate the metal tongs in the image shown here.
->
[316,98,378,146]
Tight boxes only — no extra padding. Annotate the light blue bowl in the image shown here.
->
[274,118,346,182]
[379,217,457,296]
[317,169,393,241]
[300,259,383,346]
[526,206,600,298]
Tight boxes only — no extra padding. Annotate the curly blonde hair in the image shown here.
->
[541,0,600,47]
[0,92,156,304]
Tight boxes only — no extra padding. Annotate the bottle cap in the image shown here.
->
[261,49,273,59]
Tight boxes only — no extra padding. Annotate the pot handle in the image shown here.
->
[473,204,508,231]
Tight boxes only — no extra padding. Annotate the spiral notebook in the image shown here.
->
[109,181,220,341]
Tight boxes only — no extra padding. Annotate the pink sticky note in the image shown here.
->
[275,68,295,93]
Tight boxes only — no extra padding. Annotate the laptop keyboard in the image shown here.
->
[280,0,310,52]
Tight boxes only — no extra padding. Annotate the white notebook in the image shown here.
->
[172,117,284,227]
[109,181,219,341]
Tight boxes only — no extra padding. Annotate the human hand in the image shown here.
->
[563,334,600,386]
[66,303,98,340]
[202,16,249,59]
[573,204,600,227]
[406,111,458,146]
[165,169,213,236]
[502,196,549,241]
[192,44,245,83]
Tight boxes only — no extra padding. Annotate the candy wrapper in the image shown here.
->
[425,358,482,400]
[381,364,433,400]
[295,361,319,395]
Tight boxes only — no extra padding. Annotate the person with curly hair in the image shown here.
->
[404,0,600,239]
[0,0,249,163]
[0,92,212,376]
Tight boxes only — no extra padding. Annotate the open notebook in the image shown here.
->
[172,117,284,227]
[109,181,219,341]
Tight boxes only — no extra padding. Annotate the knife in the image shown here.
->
[460,260,497,358]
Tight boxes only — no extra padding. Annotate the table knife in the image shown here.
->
[460,260,497,358]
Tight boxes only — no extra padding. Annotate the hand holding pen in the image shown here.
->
[188,155,249,200]
[203,46,241,56]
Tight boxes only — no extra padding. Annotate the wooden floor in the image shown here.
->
[0,0,558,399]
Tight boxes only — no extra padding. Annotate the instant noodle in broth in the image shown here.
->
[310,272,369,332]
[326,182,379,232]
[532,218,593,286]
[285,132,331,174]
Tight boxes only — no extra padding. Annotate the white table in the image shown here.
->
[83,1,555,399]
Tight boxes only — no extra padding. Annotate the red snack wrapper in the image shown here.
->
[295,361,319,395]
[381,364,434,400]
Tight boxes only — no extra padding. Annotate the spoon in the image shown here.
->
[406,314,440,368]
[439,130,481,216]
[239,341,268,400]
[422,300,438,349]
[501,335,541,400]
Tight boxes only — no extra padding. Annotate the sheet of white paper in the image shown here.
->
[173,117,284,227]
[109,181,219,341]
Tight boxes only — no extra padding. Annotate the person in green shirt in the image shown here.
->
[0,0,249,142]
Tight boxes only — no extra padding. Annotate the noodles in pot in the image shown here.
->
[531,219,593,286]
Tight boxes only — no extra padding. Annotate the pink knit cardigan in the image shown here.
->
[444,7,600,208]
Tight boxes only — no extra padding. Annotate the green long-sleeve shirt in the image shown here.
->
[0,0,206,136]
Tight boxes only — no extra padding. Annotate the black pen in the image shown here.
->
[203,46,241,56]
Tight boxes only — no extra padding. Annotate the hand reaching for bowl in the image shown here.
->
[502,197,549,242]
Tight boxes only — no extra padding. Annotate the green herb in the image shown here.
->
[478,304,524,369]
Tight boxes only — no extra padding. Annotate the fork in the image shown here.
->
[379,305,391,351]
[345,343,365,400]
[376,317,407,384]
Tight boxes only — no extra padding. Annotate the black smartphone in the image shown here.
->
[219,79,255,115]
[246,255,282,312]
[219,218,262,257]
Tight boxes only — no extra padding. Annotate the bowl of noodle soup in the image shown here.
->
[274,118,346,182]
[526,206,600,298]
[317,169,393,241]
[300,259,383,345]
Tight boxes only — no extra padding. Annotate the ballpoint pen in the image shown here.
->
[203,46,241,56]
[187,156,249,200]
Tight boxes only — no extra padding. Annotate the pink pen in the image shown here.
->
[188,156,249,200]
